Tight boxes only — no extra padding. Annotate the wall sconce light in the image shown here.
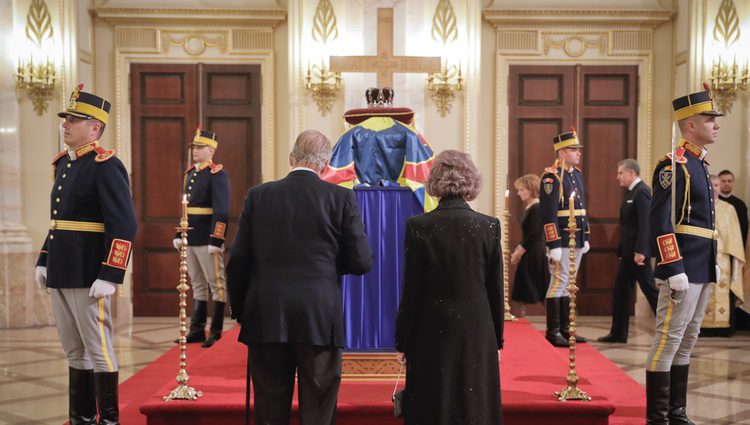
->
[306,61,341,116]
[709,57,748,114]
[427,64,463,117]
[15,0,57,116]
[426,0,463,117]
[305,0,341,116]
[708,0,748,113]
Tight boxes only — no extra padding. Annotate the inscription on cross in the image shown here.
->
[329,8,441,87]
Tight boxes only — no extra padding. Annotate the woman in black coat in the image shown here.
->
[395,150,504,425]
[510,174,549,317]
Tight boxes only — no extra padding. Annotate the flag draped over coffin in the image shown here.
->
[322,115,437,212]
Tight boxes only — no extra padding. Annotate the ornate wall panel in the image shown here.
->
[483,7,674,217]
[95,8,285,181]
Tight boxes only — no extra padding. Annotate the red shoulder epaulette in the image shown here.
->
[52,150,66,165]
[543,166,559,174]
[94,146,116,162]
[209,163,223,174]
[665,152,687,164]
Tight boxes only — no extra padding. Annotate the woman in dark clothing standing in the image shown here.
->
[395,150,504,425]
[510,174,549,317]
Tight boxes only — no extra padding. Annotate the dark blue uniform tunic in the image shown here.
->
[181,160,230,247]
[36,141,137,288]
[649,138,717,283]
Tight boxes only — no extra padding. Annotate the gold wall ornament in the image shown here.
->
[167,33,226,56]
[164,195,203,402]
[543,34,606,57]
[312,0,338,45]
[26,0,54,47]
[431,0,458,46]
[16,0,56,115]
[554,195,591,402]
[306,61,341,116]
[713,0,739,47]
[427,63,462,117]
[709,0,746,113]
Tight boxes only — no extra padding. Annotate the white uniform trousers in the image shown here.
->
[186,245,226,302]
[51,288,118,373]
[546,247,583,298]
[646,281,712,372]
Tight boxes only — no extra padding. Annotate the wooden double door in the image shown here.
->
[507,65,638,316]
[130,63,262,316]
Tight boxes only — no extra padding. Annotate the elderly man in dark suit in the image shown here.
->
[227,130,373,425]
[599,159,659,343]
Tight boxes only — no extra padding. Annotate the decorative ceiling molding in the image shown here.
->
[94,8,286,27]
[482,9,674,26]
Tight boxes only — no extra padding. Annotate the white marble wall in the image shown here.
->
[0,0,54,328]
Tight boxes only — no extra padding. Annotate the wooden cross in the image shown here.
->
[329,8,441,87]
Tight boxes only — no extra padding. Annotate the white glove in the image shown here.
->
[582,241,590,254]
[667,273,689,292]
[35,266,47,290]
[548,247,562,263]
[208,245,223,255]
[89,279,116,298]
[173,238,183,251]
[715,264,721,283]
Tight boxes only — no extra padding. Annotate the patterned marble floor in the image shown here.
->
[1,315,748,424]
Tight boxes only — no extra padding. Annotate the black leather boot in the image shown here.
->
[545,298,569,347]
[175,300,207,343]
[669,364,695,425]
[202,301,225,348]
[560,296,587,343]
[94,371,119,425]
[646,371,670,425]
[69,367,97,425]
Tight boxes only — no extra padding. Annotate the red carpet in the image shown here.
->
[114,319,644,424]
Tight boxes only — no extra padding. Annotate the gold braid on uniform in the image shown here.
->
[676,164,691,225]
[558,159,566,204]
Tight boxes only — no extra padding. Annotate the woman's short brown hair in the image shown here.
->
[514,174,540,199]
[426,150,482,201]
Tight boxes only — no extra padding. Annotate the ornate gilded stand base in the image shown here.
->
[505,311,518,321]
[555,385,592,402]
[342,352,401,380]
[164,380,203,401]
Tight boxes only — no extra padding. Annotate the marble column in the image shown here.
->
[0,0,54,328]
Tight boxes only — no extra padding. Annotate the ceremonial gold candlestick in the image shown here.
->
[555,192,591,402]
[503,190,516,321]
[164,195,203,401]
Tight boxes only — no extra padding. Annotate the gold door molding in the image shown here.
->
[94,7,285,182]
[484,7,674,217]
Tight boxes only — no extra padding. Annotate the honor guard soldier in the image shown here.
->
[539,129,591,347]
[34,84,137,425]
[645,84,721,425]
[173,127,231,348]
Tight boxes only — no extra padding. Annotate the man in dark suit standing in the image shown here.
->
[599,159,659,343]
[227,130,373,425]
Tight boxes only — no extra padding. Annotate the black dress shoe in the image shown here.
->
[597,334,628,343]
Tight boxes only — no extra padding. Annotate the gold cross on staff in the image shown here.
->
[329,8,441,87]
